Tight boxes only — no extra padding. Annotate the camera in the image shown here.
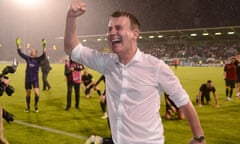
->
[0,58,18,96]
[0,77,15,96]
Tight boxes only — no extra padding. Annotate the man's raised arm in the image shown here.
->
[64,0,86,55]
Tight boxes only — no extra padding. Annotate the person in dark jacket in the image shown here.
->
[40,55,52,91]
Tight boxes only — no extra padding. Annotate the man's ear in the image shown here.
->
[133,28,140,40]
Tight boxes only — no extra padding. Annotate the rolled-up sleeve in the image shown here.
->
[157,61,189,107]
[71,43,109,74]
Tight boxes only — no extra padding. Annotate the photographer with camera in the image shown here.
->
[0,76,11,144]
[0,105,9,144]
[0,59,18,144]
[16,37,46,113]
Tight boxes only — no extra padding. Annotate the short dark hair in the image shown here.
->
[111,10,141,30]
[207,80,212,83]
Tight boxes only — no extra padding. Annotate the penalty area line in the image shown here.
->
[14,120,87,140]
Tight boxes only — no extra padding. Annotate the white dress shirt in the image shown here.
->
[71,43,190,144]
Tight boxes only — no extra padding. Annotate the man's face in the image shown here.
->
[30,49,37,58]
[84,69,88,75]
[107,16,137,55]
[230,58,236,64]
[207,82,213,88]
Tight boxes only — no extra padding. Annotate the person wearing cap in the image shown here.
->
[197,80,219,108]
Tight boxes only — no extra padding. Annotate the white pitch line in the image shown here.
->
[14,120,87,140]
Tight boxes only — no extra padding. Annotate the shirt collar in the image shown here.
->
[134,48,144,62]
[114,48,143,65]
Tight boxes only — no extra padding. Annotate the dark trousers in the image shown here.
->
[201,94,210,104]
[66,81,80,108]
[85,84,94,95]
[42,71,51,90]
[102,118,113,144]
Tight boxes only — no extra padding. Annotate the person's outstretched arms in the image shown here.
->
[64,0,86,55]
[16,37,28,59]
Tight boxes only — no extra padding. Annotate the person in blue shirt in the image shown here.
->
[16,37,46,113]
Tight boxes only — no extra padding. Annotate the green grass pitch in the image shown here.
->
[0,64,239,144]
